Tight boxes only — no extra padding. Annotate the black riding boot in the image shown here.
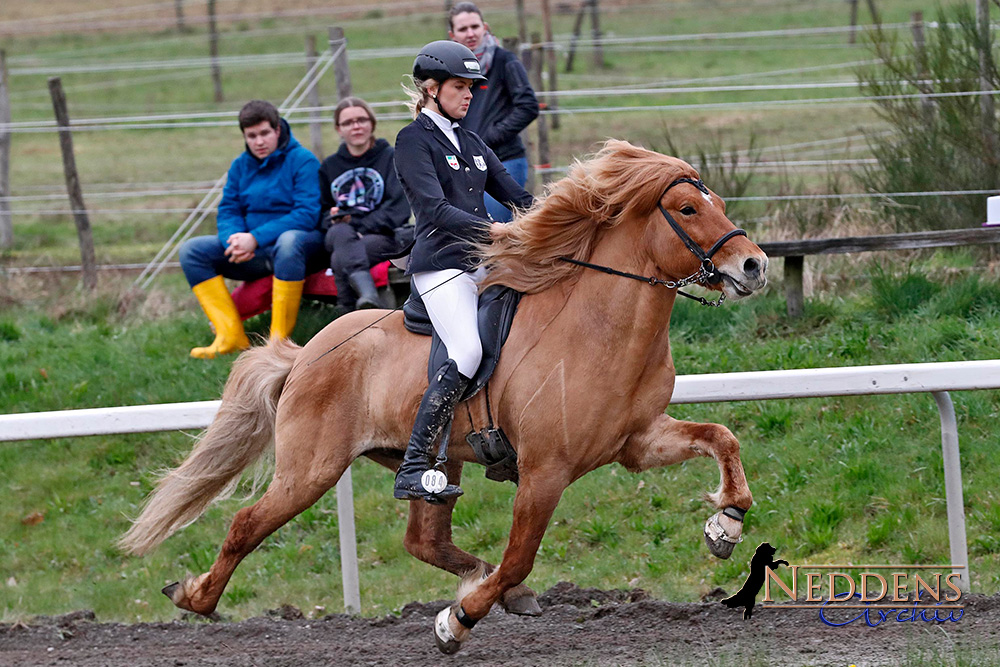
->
[348,271,382,310]
[394,359,469,502]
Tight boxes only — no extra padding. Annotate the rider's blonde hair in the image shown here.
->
[403,76,437,118]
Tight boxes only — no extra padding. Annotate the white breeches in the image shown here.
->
[411,267,485,378]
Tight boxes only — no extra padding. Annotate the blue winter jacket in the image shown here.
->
[216,118,321,248]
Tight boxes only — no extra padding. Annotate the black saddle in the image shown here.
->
[403,281,521,403]
[403,281,522,484]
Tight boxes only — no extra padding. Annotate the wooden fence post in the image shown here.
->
[48,77,96,291]
[540,0,559,129]
[565,0,587,73]
[208,0,224,103]
[529,35,551,188]
[305,35,324,160]
[590,0,605,69]
[0,50,12,250]
[328,27,352,102]
[515,0,528,45]
[784,256,804,318]
[174,0,186,32]
[847,0,858,44]
[516,38,537,195]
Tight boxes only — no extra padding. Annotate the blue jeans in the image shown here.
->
[484,156,529,223]
[179,230,326,287]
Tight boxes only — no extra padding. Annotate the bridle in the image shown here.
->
[559,177,748,307]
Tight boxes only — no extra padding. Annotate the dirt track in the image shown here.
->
[3,584,999,666]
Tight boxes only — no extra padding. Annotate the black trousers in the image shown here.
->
[325,223,397,308]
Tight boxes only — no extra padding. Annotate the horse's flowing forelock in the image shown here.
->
[478,139,699,294]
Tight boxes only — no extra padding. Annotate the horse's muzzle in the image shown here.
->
[718,254,768,299]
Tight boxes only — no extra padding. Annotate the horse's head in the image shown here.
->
[644,172,768,300]
[477,140,767,299]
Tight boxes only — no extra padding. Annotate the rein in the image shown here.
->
[559,177,747,308]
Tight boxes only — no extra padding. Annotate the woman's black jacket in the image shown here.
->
[394,113,533,274]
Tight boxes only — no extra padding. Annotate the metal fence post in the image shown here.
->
[933,391,970,593]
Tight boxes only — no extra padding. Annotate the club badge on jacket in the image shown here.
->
[446,155,460,170]
[473,155,487,171]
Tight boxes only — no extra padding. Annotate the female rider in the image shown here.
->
[392,40,534,503]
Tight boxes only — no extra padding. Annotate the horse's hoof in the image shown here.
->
[434,607,464,655]
[162,581,181,602]
[704,512,742,560]
[705,533,738,559]
[503,593,542,617]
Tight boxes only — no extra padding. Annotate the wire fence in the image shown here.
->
[5,13,998,279]
[5,86,997,135]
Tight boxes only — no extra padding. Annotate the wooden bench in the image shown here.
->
[758,227,1000,317]
[231,262,393,319]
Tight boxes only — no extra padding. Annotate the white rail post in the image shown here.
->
[336,467,361,614]
[933,391,970,592]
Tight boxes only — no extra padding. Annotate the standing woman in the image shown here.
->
[392,40,534,503]
[319,97,411,311]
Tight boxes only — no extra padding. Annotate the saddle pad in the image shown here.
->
[402,281,521,402]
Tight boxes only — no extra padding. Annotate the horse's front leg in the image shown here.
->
[434,470,567,654]
[618,413,753,559]
[401,460,541,616]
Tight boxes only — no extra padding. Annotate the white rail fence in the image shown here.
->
[3,360,999,610]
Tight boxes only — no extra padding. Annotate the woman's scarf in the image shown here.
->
[473,33,498,76]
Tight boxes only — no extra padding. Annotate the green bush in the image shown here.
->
[857,6,1000,231]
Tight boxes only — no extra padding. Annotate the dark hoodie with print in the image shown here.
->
[318,138,411,237]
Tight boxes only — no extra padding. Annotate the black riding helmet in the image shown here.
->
[413,40,486,84]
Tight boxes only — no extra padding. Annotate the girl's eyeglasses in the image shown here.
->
[338,117,373,128]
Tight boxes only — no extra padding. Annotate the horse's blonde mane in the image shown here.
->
[479,140,699,293]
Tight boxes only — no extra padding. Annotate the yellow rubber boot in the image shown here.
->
[189,276,250,359]
[270,277,304,340]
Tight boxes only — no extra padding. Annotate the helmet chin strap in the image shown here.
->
[431,91,461,124]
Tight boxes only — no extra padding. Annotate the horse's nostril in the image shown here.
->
[743,257,760,276]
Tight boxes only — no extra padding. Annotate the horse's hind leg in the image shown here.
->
[617,413,753,559]
[164,437,351,616]
[365,454,541,616]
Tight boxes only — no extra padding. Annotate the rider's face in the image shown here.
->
[432,78,474,119]
[449,11,489,51]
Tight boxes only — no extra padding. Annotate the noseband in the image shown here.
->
[559,177,747,307]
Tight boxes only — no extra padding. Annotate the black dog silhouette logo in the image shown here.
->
[721,542,788,620]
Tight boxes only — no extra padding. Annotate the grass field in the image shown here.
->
[2,260,1000,622]
[2,0,1000,625]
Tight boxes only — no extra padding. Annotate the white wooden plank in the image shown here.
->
[0,401,221,441]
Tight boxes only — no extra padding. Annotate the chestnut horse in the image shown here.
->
[120,140,768,654]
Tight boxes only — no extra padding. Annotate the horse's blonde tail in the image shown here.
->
[118,339,301,556]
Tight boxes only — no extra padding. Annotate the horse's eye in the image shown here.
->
[681,206,697,216]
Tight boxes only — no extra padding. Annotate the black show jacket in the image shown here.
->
[394,112,533,274]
